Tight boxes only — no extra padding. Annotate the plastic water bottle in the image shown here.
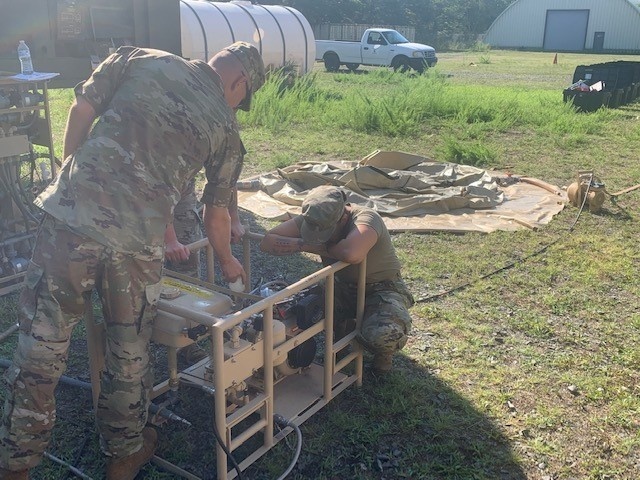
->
[17,41,33,75]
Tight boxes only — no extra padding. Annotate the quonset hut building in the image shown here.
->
[483,0,640,53]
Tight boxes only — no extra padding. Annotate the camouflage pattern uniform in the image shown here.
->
[0,46,244,471]
[297,203,414,354]
[334,275,414,355]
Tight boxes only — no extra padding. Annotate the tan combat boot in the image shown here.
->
[0,468,29,480]
[373,353,393,374]
[106,427,158,480]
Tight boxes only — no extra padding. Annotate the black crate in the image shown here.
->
[609,88,625,108]
[565,61,640,110]
[563,89,611,112]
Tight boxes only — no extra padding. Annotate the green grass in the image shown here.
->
[2,50,640,479]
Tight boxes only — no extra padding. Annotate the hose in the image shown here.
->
[568,172,592,232]
[0,358,189,424]
[44,452,94,480]
[274,414,303,480]
[0,162,39,231]
[249,279,290,296]
[416,177,591,304]
[210,405,245,480]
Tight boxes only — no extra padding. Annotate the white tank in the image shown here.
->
[180,0,316,74]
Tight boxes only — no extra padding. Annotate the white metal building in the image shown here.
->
[483,0,640,52]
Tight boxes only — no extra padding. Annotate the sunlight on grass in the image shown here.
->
[240,68,613,143]
[4,50,640,480]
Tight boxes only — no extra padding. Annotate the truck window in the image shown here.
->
[382,31,409,45]
[367,32,386,45]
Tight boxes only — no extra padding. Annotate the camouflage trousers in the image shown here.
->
[0,215,162,470]
[334,276,414,355]
[166,180,201,277]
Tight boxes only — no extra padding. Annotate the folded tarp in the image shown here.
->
[237,150,566,233]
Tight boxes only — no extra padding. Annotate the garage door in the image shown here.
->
[543,10,589,51]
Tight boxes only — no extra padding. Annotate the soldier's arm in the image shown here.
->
[203,204,245,284]
[325,224,378,264]
[62,97,96,160]
[261,218,302,255]
[229,188,245,244]
[260,218,330,257]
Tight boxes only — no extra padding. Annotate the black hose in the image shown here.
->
[416,178,590,304]
[0,358,189,425]
[0,163,39,231]
[209,396,245,480]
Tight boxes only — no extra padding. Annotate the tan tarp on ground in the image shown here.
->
[238,150,568,233]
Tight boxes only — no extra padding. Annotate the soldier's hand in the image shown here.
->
[230,219,245,244]
[219,256,246,285]
[165,240,191,262]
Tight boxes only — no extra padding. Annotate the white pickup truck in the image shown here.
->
[315,28,438,73]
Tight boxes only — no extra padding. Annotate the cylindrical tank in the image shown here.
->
[180,0,315,74]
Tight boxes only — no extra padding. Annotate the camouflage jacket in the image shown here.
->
[36,47,244,260]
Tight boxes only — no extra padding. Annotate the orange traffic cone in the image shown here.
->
[553,53,558,65]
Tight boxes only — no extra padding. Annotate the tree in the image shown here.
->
[273,0,513,49]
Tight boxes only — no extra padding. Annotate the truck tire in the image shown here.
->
[391,56,410,73]
[323,53,340,72]
[346,63,359,72]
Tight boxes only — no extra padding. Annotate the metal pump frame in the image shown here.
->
[85,229,365,480]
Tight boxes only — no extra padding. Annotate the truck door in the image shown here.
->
[361,31,392,65]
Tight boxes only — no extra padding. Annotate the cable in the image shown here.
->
[249,279,290,296]
[210,400,245,480]
[0,162,39,230]
[416,179,591,304]
[43,452,94,480]
[274,414,303,480]
[568,172,592,232]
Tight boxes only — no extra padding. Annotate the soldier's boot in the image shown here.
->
[373,353,393,374]
[106,427,158,480]
[0,468,29,480]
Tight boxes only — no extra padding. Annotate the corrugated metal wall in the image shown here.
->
[484,0,640,52]
[313,24,415,42]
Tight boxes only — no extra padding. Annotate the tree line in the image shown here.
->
[267,0,513,49]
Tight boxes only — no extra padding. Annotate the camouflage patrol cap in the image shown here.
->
[300,186,347,244]
[225,41,265,111]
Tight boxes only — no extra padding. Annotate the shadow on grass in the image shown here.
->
[243,356,528,480]
[0,212,526,479]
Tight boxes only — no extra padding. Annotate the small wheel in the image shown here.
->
[346,63,359,72]
[324,53,340,72]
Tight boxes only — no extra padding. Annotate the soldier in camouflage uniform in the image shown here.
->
[0,42,265,480]
[260,185,414,374]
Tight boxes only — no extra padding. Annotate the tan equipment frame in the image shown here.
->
[85,229,365,479]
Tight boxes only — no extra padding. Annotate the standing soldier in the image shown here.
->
[0,42,265,480]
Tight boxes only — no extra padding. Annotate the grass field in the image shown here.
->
[1,50,639,479]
